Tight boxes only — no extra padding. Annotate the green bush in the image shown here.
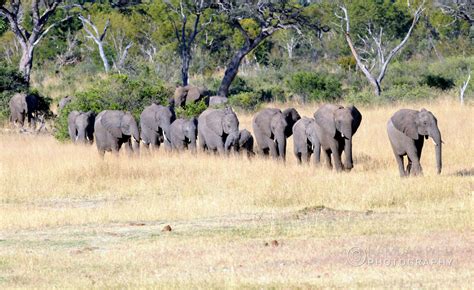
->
[382,85,437,102]
[175,100,208,119]
[229,92,262,111]
[421,74,455,90]
[54,74,172,141]
[287,71,342,102]
[0,64,28,120]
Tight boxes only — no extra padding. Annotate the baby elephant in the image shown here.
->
[169,118,198,152]
[68,111,95,144]
[293,117,320,164]
[237,129,255,157]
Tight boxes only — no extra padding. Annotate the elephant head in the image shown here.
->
[69,111,95,144]
[305,119,319,148]
[314,104,362,170]
[391,108,442,174]
[102,111,140,152]
[183,118,198,151]
[205,107,239,153]
[270,108,300,159]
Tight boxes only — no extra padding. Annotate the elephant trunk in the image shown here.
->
[132,126,140,153]
[224,131,239,154]
[431,128,442,174]
[276,133,287,160]
[344,137,353,170]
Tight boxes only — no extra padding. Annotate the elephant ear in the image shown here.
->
[68,111,80,124]
[141,107,159,131]
[206,110,224,136]
[391,109,419,140]
[282,108,301,137]
[101,111,124,138]
[314,104,337,137]
[349,105,362,134]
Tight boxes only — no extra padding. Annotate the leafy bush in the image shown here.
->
[54,74,172,141]
[0,64,29,120]
[287,71,342,102]
[382,85,437,102]
[229,92,262,111]
[344,90,380,105]
[421,74,455,90]
[175,100,208,119]
[228,76,253,95]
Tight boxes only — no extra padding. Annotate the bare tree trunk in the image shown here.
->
[79,15,110,73]
[217,50,247,97]
[19,44,34,84]
[181,49,191,86]
[460,71,471,105]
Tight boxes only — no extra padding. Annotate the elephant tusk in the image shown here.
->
[341,133,345,138]
[431,139,438,146]
[163,132,169,142]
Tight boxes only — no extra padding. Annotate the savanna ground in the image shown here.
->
[0,99,472,288]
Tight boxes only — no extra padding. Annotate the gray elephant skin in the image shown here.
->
[313,104,362,171]
[237,129,255,157]
[293,117,320,164]
[198,107,240,154]
[9,93,38,127]
[140,104,175,149]
[173,85,209,107]
[209,96,228,107]
[94,110,140,156]
[68,111,95,144]
[387,108,442,176]
[169,118,198,152]
[58,96,73,112]
[252,108,301,160]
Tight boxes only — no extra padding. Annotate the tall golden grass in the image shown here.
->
[0,99,472,287]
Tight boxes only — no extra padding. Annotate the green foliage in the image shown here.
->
[0,64,28,120]
[421,74,455,90]
[229,92,262,112]
[175,100,208,119]
[286,71,342,102]
[382,85,437,102]
[54,74,172,141]
[0,17,7,36]
[228,76,253,95]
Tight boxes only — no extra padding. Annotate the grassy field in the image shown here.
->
[0,99,472,288]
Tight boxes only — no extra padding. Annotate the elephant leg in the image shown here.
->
[331,145,343,172]
[395,154,406,177]
[295,152,302,164]
[324,150,332,169]
[313,142,321,165]
[301,149,309,164]
[267,139,279,159]
[407,149,422,176]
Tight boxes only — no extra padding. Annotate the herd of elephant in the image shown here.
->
[8,91,442,177]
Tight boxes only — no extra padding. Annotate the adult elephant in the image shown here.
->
[198,107,239,154]
[313,104,362,171]
[140,104,175,149]
[252,108,301,160]
[94,110,140,156]
[293,117,320,164]
[68,111,95,144]
[9,93,38,127]
[173,85,209,107]
[169,118,198,152]
[387,108,442,177]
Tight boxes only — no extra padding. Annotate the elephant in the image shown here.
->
[9,93,38,127]
[169,118,198,152]
[292,117,320,164]
[173,85,209,107]
[68,111,95,144]
[197,107,240,154]
[209,96,228,107]
[140,103,176,149]
[313,104,362,171]
[58,96,73,112]
[387,108,442,177]
[237,129,255,157]
[252,108,301,160]
[94,110,140,156]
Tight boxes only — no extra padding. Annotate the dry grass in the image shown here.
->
[0,99,473,288]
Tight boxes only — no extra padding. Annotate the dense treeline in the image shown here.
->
[0,0,472,125]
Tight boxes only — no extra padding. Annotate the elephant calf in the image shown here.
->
[94,110,140,157]
[237,129,255,157]
[169,118,198,152]
[293,117,320,164]
[387,108,442,177]
[68,111,95,144]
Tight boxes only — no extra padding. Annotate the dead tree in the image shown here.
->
[459,70,471,105]
[111,31,133,73]
[78,15,110,72]
[438,0,473,25]
[0,0,70,83]
[216,0,322,97]
[165,0,212,86]
[336,2,424,96]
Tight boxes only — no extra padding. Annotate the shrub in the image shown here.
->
[175,100,208,119]
[229,92,262,111]
[228,76,253,95]
[54,74,172,141]
[0,64,28,120]
[421,74,455,90]
[382,85,437,102]
[287,71,342,102]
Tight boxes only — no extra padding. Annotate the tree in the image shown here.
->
[216,0,324,97]
[437,0,473,25]
[78,14,110,72]
[336,1,424,96]
[164,0,212,86]
[0,0,70,83]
